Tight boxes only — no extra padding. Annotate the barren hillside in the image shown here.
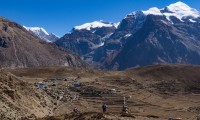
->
[0,17,86,68]
[0,70,55,119]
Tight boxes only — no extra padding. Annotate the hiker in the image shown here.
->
[102,103,107,113]
[73,107,78,113]
[122,105,128,114]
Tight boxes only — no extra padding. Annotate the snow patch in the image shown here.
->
[124,34,132,38]
[161,20,169,25]
[189,19,196,22]
[91,42,105,49]
[103,33,113,39]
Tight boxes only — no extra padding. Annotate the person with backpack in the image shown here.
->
[102,103,107,113]
[73,107,78,113]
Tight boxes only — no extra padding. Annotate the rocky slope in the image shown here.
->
[0,17,86,68]
[0,70,53,119]
[55,21,117,64]
[107,2,200,70]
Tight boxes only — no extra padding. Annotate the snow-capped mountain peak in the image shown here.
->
[163,1,200,20]
[74,21,116,30]
[24,26,49,36]
[23,26,60,42]
[166,1,194,13]
[142,7,163,16]
[127,1,200,23]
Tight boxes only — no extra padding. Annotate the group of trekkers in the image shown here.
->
[73,104,186,120]
[73,103,107,114]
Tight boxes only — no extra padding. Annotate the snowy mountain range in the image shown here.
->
[106,1,200,70]
[23,26,60,42]
[55,1,200,70]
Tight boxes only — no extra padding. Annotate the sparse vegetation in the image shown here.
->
[0,64,199,119]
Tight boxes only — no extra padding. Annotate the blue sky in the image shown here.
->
[0,0,199,36]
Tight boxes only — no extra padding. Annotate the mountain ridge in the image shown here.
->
[55,1,200,70]
[0,17,86,68]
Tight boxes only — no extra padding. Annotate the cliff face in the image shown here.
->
[108,15,200,70]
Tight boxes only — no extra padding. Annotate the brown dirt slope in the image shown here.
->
[0,17,86,68]
[125,64,200,94]
[0,70,53,119]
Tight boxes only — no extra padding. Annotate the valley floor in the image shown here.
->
[3,64,200,120]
